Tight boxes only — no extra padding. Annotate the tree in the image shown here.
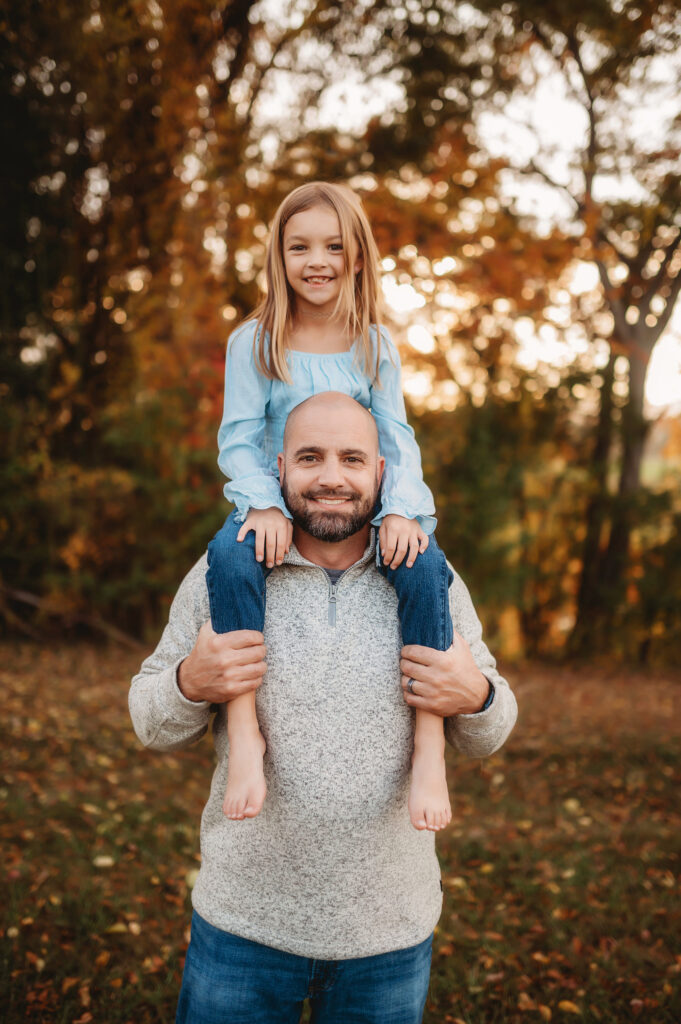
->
[332,0,681,654]
[473,1,681,651]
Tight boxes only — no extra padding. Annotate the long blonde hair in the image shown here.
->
[244,181,384,384]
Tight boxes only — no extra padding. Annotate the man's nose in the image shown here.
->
[317,457,345,487]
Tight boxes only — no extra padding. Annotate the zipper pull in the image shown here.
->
[328,582,337,626]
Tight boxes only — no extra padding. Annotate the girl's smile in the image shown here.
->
[304,275,334,287]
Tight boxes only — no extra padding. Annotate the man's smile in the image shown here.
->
[306,493,357,507]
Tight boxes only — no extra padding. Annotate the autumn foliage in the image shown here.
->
[2,0,680,661]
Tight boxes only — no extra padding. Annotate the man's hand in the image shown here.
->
[237,507,293,568]
[400,631,489,716]
[379,514,429,569]
[177,623,267,703]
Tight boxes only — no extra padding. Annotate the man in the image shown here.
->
[129,392,517,1024]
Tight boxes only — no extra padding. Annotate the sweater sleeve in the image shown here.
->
[443,569,517,757]
[369,327,437,534]
[128,557,214,752]
[217,322,290,523]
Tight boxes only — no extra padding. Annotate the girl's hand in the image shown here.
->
[379,514,429,569]
[237,507,293,568]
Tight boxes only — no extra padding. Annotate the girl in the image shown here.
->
[208,181,456,832]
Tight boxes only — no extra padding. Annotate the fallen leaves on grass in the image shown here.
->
[2,644,681,1023]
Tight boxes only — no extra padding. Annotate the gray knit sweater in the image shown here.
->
[129,535,517,960]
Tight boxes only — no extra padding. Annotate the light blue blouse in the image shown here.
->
[217,319,437,533]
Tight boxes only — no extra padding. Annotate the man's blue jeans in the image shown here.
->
[176,911,433,1023]
[206,510,453,650]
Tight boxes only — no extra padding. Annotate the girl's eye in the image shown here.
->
[329,244,343,251]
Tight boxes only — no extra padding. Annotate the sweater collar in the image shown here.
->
[283,530,376,573]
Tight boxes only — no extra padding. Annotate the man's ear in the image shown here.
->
[376,455,385,487]
[277,452,285,479]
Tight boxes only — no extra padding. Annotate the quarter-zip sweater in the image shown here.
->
[129,536,517,960]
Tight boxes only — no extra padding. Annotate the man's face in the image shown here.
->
[278,403,384,543]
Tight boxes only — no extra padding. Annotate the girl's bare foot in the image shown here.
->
[408,743,452,832]
[223,729,267,820]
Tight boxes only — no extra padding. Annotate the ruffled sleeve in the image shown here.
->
[217,322,291,523]
[369,327,437,533]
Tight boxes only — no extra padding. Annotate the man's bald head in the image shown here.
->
[283,392,379,456]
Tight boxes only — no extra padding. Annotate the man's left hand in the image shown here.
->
[400,632,489,716]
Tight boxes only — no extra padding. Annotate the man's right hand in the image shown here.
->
[177,623,267,703]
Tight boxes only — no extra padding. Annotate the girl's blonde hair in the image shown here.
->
[245,181,383,384]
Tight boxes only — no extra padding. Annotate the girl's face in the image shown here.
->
[281,204,362,317]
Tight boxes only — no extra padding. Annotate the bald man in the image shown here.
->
[129,393,517,1024]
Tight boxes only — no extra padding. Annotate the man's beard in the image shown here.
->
[281,479,378,543]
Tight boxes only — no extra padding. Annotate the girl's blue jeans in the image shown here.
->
[176,910,433,1024]
[206,510,453,650]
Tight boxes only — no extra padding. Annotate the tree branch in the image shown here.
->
[525,159,579,208]
[648,259,681,339]
[0,585,147,651]
[594,224,633,262]
[217,0,261,95]
[639,231,681,316]
[596,258,629,342]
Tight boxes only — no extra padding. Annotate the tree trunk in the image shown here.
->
[570,346,651,655]
[568,352,615,655]
[598,350,650,594]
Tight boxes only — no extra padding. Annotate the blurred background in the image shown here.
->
[2,5,681,1022]
[2,0,681,663]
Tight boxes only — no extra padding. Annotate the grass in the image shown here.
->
[1,643,680,1022]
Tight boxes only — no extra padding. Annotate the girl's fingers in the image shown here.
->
[265,527,277,567]
[275,526,286,564]
[405,535,421,568]
[382,534,397,563]
[236,522,252,543]
[419,533,429,552]
[254,527,266,562]
[390,536,409,568]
